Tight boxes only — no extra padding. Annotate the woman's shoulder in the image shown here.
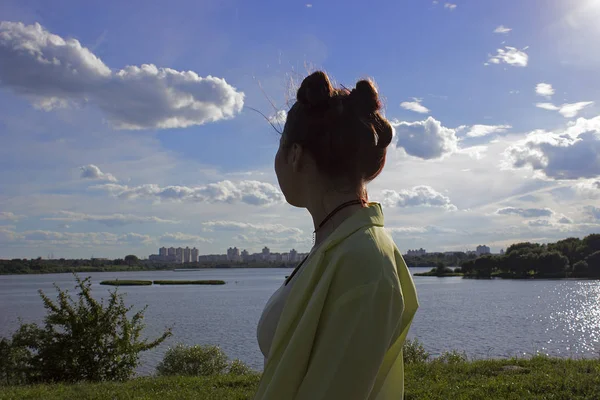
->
[325,225,400,287]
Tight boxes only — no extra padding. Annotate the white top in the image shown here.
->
[257,245,319,368]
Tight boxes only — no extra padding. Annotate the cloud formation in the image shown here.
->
[80,165,117,182]
[495,207,555,218]
[380,186,457,211]
[535,83,554,97]
[92,180,284,206]
[574,179,600,198]
[585,206,600,221]
[487,47,528,67]
[202,220,302,235]
[44,211,179,227]
[0,227,153,247]
[535,102,593,118]
[159,232,212,244]
[392,117,458,159]
[0,212,23,221]
[0,21,244,130]
[494,25,512,34]
[504,116,600,179]
[464,124,511,138]
[444,3,457,10]
[400,98,430,114]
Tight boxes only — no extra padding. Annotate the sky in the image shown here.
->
[1,0,599,259]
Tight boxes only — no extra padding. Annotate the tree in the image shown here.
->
[506,242,543,256]
[124,255,139,266]
[585,251,600,278]
[572,260,589,278]
[536,251,569,277]
[4,274,171,384]
[583,234,600,257]
[547,237,583,266]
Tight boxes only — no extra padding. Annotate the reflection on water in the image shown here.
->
[1,269,599,375]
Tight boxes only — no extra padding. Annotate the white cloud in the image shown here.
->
[444,3,457,10]
[391,117,459,159]
[487,46,528,67]
[202,220,302,235]
[495,207,555,218]
[387,226,458,235]
[494,25,512,34]
[535,83,555,97]
[0,21,244,130]
[80,164,117,182]
[379,186,457,211]
[159,232,212,244]
[536,101,594,118]
[585,205,600,221]
[92,179,284,206]
[0,227,153,247]
[268,110,287,125]
[400,98,430,114]
[504,115,600,179]
[464,124,511,138]
[44,211,179,227]
[0,212,23,221]
[306,3,313,7]
[574,179,600,198]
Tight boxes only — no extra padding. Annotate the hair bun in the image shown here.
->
[297,71,333,110]
[350,80,381,116]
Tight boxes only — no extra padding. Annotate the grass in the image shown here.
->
[99,280,153,286]
[2,357,599,399]
[153,280,226,285]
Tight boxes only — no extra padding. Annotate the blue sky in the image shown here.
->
[1,0,599,259]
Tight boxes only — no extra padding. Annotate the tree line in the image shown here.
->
[459,234,600,279]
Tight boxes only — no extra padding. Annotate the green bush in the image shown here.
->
[156,344,229,376]
[434,350,468,364]
[228,359,253,375]
[403,338,430,364]
[1,274,171,385]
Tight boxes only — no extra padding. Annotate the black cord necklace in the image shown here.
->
[285,199,363,286]
[312,199,363,245]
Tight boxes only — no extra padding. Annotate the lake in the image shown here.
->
[1,268,599,375]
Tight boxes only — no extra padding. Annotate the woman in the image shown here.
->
[255,71,419,400]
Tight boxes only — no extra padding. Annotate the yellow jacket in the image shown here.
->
[254,203,419,400]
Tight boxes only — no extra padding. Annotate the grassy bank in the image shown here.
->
[100,280,153,286]
[2,356,599,399]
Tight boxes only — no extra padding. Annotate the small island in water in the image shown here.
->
[100,280,226,286]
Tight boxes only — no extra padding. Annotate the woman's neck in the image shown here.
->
[307,194,365,247]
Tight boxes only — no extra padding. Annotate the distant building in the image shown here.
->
[500,248,505,255]
[476,245,491,256]
[159,247,167,256]
[406,248,427,256]
[227,247,241,262]
[241,249,249,262]
[289,249,298,263]
[191,247,199,262]
[167,247,176,257]
[262,246,271,260]
[183,247,191,263]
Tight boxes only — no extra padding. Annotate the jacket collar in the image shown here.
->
[319,202,385,252]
